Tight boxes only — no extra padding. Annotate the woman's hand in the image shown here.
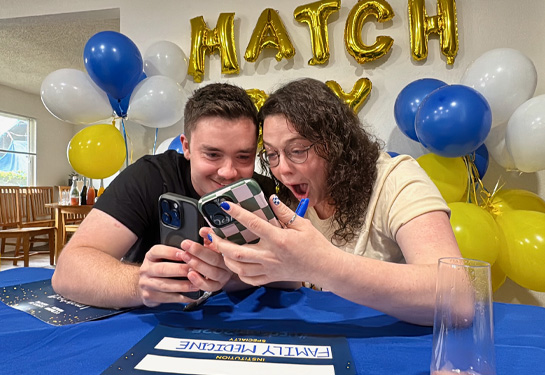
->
[205,195,339,286]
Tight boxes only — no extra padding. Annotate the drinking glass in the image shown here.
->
[431,257,496,375]
[61,190,69,205]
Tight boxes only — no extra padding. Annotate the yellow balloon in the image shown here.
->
[344,0,394,64]
[495,210,545,292]
[187,13,239,83]
[294,0,340,65]
[408,0,459,64]
[491,262,506,292]
[325,78,372,114]
[67,124,126,179]
[448,202,501,265]
[492,189,545,215]
[417,153,467,202]
[244,8,295,63]
[246,88,268,111]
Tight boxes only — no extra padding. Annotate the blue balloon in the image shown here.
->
[108,72,147,117]
[84,31,143,100]
[387,151,400,158]
[394,78,447,141]
[415,85,492,158]
[473,143,489,179]
[168,135,184,154]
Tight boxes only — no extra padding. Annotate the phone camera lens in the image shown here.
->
[172,210,180,220]
[162,212,172,225]
[212,213,226,226]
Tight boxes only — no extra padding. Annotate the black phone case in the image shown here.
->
[159,193,205,299]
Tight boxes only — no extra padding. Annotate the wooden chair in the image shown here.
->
[0,186,55,267]
[55,185,92,256]
[56,185,86,242]
[26,186,56,260]
[27,186,55,227]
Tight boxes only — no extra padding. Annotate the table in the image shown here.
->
[44,203,93,262]
[1,268,544,375]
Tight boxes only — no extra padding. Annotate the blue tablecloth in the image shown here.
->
[1,268,544,374]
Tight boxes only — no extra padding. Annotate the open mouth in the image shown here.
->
[291,183,309,199]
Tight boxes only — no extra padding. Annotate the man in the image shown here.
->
[52,83,274,309]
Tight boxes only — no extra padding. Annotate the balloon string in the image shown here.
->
[463,152,506,217]
[125,121,134,164]
[481,177,506,217]
[463,153,492,207]
[463,154,479,205]
[153,128,158,155]
[121,118,129,168]
[115,100,123,118]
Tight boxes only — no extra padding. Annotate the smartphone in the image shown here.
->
[197,178,279,245]
[159,193,205,299]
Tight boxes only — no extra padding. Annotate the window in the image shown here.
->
[0,112,36,186]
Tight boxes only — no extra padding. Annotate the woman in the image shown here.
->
[201,78,462,326]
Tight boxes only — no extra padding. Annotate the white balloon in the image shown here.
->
[461,48,537,129]
[484,122,516,170]
[144,41,187,83]
[505,95,545,173]
[40,68,113,125]
[127,76,184,128]
[155,136,176,154]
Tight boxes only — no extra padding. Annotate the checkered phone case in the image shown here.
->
[197,178,279,245]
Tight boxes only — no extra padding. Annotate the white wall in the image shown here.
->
[2,0,544,305]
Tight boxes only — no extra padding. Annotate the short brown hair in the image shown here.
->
[184,83,258,140]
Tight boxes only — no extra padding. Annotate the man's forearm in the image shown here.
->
[52,246,143,309]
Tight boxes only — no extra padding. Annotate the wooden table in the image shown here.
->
[44,203,93,262]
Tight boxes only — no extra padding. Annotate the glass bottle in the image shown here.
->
[80,177,87,205]
[86,178,95,205]
[97,179,105,198]
[70,176,79,205]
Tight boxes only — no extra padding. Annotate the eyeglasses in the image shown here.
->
[259,142,315,167]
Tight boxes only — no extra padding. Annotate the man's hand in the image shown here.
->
[138,240,233,307]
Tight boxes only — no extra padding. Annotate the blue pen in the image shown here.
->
[295,198,309,217]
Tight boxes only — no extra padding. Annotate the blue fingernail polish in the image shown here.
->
[272,195,280,205]
[207,234,213,242]
[220,201,230,210]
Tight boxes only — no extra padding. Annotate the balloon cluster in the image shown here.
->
[393,48,545,293]
[41,31,188,178]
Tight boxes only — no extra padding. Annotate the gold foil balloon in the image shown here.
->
[246,89,269,150]
[188,13,239,83]
[344,0,395,64]
[325,78,372,113]
[244,8,296,63]
[408,0,458,64]
[294,0,340,65]
[246,88,269,111]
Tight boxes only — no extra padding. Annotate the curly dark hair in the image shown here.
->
[258,78,382,245]
[184,83,258,140]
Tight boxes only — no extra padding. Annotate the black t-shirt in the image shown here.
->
[94,150,275,263]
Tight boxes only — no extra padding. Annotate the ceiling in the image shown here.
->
[0,9,120,96]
